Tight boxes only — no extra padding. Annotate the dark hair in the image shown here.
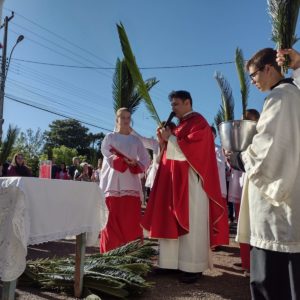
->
[168,90,193,106]
[245,109,260,121]
[246,48,281,74]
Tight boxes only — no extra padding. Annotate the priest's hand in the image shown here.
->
[276,48,300,70]
[160,127,171,142]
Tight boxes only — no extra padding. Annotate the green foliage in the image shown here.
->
[21,239,158,299]
[0,124,19,164]
[214,71,235,122]
[10,128,44,176]
[235,48,249,118]
[113,58,158,114]
[268,0,300,73]
[116,22,161,125]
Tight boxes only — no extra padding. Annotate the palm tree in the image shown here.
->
[214,71,235,128]
[0,124,19,165]
[112,58,158,114]
[235,47,249,119]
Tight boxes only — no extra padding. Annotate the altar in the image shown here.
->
[0,176,108,299]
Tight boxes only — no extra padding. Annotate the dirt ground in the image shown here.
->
[0,224,251,300]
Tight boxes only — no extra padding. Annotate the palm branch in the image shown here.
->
[0,124,19,164]
[20,239,158,299]
[268,0,300,73]
[214,108,225,128]
[235,48,249,119]
[214,71,235,121]
[112,58,159,114]
[116,22,161,125]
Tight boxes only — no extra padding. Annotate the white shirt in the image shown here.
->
[100,132,150,198]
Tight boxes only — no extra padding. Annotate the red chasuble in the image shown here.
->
[141,112,229,247]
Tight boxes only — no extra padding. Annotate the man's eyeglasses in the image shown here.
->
[249,66,265,80]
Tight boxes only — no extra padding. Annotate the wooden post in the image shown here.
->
[74,233,86,298]
[2,279,17,300]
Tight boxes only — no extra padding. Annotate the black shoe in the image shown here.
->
[151,267,180,275]
[179,272,202,284]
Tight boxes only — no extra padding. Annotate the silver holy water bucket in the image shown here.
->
[218,120,257,152]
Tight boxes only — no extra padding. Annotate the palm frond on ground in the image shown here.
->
[112,58,158,114]
[0,124,19,164]
[20,239,158,299]
[268,0,300,73]
[235,48,249,119]
[116,22,161,125]
[214,71,235,122]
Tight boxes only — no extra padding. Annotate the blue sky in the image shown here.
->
[2,0,300,140]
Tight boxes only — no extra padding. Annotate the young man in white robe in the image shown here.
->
[227,48,300,299]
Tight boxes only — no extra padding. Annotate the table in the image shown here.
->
[0,177,108,299]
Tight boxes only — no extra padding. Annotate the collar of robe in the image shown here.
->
[271,77,295,90]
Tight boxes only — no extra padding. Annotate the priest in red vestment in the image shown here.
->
[141,90,228,283]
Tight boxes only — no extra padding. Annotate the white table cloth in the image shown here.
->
[0,177,108,282]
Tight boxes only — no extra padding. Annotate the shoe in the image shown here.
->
[151,267,180,275]
[179,272,202,284]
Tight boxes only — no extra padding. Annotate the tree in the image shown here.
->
[112,58,158,114]
[11,128,45,176]
[0,124,19,165]
[44,119,90,155]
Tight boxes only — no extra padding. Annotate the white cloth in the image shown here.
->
[237,82,300,253]
[100,132,150,198]
[0,177,108,281]
[292,68,300,88]
[215,144,227,198]
[158,136,211,272]
[131,129,160,189]
[228,169,244,203]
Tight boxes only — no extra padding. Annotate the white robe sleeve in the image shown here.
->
[241,85,300,206]
[292,68,300,88]
[166,135,186,161]
[136,138,150,171]
[101,134,114,167]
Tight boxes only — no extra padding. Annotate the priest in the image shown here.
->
[142,90,229,283]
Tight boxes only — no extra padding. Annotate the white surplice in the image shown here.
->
[100,132,150,199]
[237,80,300,253]
[215,144,227,198]
[158,135,211,272]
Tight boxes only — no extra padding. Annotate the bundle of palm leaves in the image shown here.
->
[20,239,158,299]
[214,71,235,127]
[268,0,300,73]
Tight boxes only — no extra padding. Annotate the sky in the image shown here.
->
[1,0,300,141]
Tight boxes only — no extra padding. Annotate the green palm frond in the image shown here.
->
[112,57,159,114]
[235,48,249,118]
[0,124,19,164]
[116,22,161,125]
[21,239,157,298]
[214,108,225,128]
[214,71,235,121]
[268,0,300,73]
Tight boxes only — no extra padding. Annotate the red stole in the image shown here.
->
[141,112,229,247]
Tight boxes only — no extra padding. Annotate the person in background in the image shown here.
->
[68,156,80,180]
[55,162,70,180]
[211,126,227,215]
[226,48,300,299]
[75,162,91,182]
[142,90,229,283]
[99,107,150,253]
[7,153,32,177]
[51,158,59,179]
[91,158,103,184]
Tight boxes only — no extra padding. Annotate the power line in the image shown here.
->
[10,57,235,70]
[5,93,112,132]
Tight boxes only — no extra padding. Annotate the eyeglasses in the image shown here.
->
[249,66,265,80]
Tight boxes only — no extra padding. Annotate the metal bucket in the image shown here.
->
[218,120,257,152]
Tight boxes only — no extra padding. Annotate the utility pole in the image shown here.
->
[0,11,14,140]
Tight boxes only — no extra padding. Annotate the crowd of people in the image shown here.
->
[1,48,300,299]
